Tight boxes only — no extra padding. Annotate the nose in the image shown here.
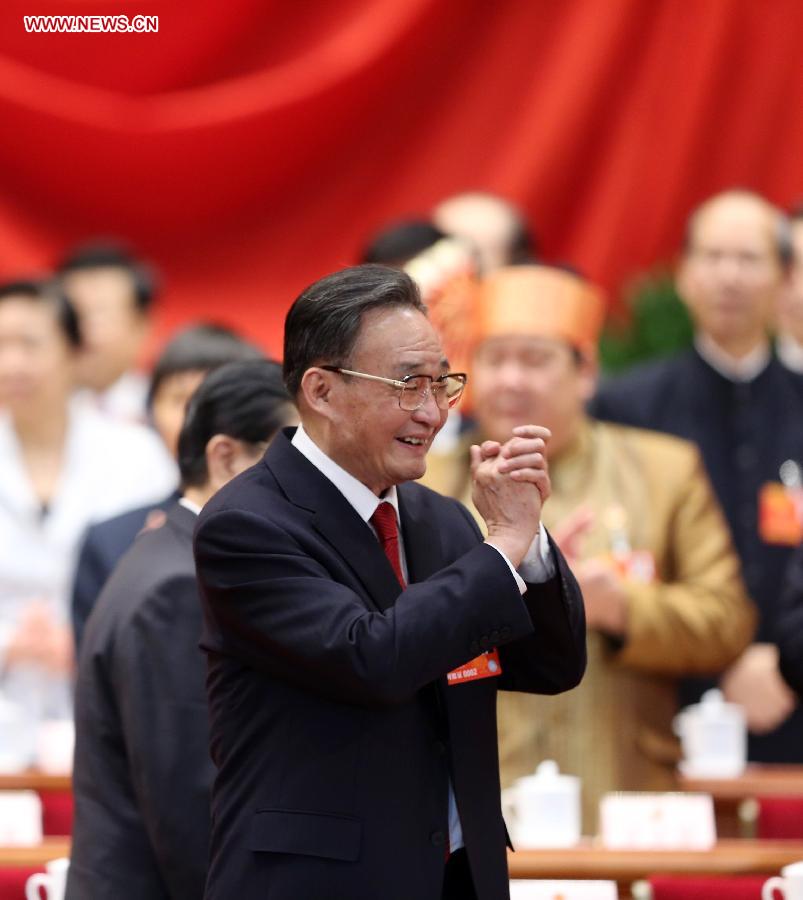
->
[411,389,443,427]
[495,359,530,391]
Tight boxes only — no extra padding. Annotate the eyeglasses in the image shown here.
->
[320,366,467,411]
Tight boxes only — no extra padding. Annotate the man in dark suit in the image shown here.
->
[193,265,586,900]
[66,360,294,900]
[778,543,803,697]
[71,323,264,649]
[592,189,803,762]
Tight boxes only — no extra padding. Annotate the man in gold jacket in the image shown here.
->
[423,265,756,830]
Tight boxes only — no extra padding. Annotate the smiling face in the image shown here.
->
[315,306,449,494]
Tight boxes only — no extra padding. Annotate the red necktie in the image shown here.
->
[370,502,405,587]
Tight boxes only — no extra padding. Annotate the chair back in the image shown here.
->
[635,874,767,898]
[756,796,803,840]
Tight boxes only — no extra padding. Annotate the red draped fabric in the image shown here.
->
[0,0,801,355]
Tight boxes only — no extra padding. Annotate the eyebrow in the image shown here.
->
[393,357,450,376]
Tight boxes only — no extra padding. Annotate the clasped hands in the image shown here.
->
[471,425,550,568]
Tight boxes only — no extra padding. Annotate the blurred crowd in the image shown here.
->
[1,186,803,843]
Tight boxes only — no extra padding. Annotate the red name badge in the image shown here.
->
[447,648,503,685]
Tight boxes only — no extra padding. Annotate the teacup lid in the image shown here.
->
[517,759,579,790]
[685,689,745,721]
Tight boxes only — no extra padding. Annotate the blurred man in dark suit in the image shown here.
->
[592,189,803,762]
[70,323,263,649]
[66,360,294,900]
[778,542,803,697]
[193,265,585,900]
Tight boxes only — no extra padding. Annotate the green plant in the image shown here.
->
[599,268,694,374]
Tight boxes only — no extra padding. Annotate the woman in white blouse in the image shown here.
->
[0,278,175,749]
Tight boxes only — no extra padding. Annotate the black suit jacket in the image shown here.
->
[194,428,585,900]
[66,503,213,900]
[71,492,178,650]
[779,544,803,697]
[591,348,803,761]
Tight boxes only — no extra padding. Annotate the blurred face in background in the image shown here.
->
[0,296,76,414]
[777,218,803,345]
[62,266,149,391]
[433,195,521,274]
[470,334,595,458]
[150,368,208,459]
[678,194,785,352]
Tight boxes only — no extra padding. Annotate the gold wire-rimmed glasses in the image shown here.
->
[320,366,467,411]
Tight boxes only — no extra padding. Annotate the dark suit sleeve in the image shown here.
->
[195,508,540,707]
[778,544,803,696]
[72,527,110,652]
[450,500,586,695]
[497,533,586,694]
[111,576,212,900]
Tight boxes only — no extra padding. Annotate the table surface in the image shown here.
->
[677,763,803,799]
[0,837,70,866]
[0,770,71,792]
[507,838,803,880]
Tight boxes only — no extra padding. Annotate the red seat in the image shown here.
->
[643,875,767,898]
[756,796,803,840]
[38,789,73,836]
[0,865,44,899]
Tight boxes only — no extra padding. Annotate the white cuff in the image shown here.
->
[485,526,555,594]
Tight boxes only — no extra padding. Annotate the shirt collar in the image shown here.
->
[776,333,803,374]
[694,333,771,382]
[291,424,400,525]
[178,497,202,516]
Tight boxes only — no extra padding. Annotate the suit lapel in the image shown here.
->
[398,483,444,584]
[264,430,403,613]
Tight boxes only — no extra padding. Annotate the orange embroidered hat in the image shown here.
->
[475,265,606,356]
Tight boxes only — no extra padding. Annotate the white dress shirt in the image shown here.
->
[291,424,554,853]
[74,369,151,425]
[695,333,771,383]
[777,333,803,375]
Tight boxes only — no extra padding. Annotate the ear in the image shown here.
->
[299,367,337,420]
[205,434,240,491]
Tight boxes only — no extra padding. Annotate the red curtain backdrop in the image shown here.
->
[0,0,801,357]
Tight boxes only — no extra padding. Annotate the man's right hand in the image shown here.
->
[471,425,550,568]
[721,643,797,734]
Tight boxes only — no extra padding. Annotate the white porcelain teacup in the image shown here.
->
[763,860,803,900]
[502,760,581,848]
[25,856,69,900]
[673,688,746,778]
